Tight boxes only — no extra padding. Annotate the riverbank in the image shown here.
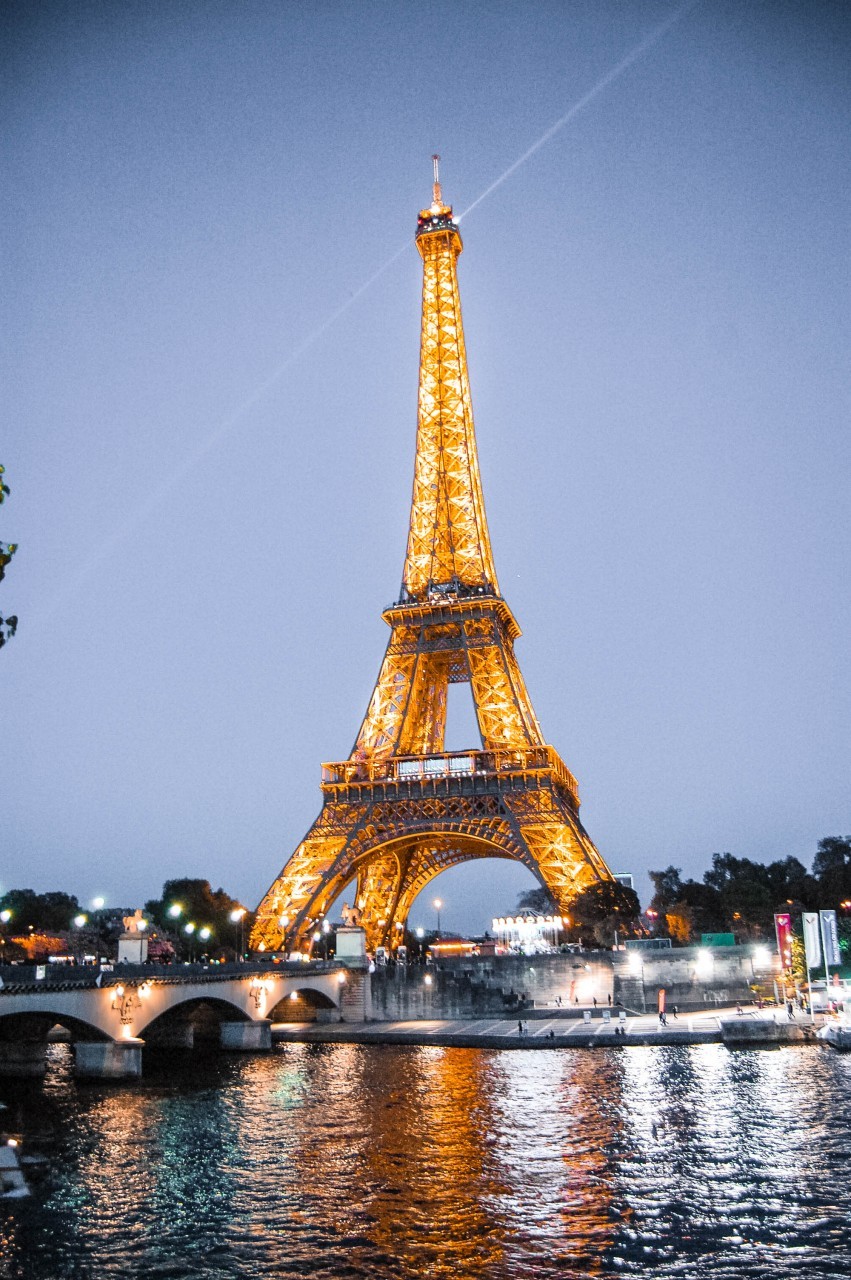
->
[272,1006,841,1050]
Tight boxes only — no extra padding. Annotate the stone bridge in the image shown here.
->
[0,959,370,1079]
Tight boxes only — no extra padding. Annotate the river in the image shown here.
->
[1,1041,850,1278]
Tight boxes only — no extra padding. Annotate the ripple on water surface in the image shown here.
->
[1,1041,850,1279]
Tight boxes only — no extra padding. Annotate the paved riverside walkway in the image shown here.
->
[272,1006,828,1050]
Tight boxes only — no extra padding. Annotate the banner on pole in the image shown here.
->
[803,912,821,969]
[774,913,793,969]
[820,910,841,967]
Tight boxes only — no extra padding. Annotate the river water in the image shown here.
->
[1,1041,850,1279]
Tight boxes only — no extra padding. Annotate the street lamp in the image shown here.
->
[0,910,11,924]
[229,907,247,961]
[72,914,88,964]
[433,898,442,938]
[184,921,196,963]
[198,926,211,958]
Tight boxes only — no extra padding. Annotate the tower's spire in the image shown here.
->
[432,153,443,208]
[404,162,499,600]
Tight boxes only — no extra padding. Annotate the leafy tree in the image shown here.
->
[812,837,851,908]
[0,464,18,649]
[677,880,723,934]
[764,856,818,911]
[514,886,558,915]
[703,853,776,937]
[0,888,82,932]
[144,878,253,957]
[571,880,640,946]
[665,903,696,945]
[648,866,683,915]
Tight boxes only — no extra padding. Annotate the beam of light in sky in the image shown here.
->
[35,0,700,626]
[457,0,701,222]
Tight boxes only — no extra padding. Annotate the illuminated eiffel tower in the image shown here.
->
[251,161,613,955]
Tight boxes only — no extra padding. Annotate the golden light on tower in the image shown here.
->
[251,163,614,956]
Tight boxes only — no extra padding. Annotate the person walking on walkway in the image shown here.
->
[518,1020,524,1036]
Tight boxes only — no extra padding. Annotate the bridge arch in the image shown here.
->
[0,1008,113,1043]
[137,994,253,1039]
[269,985,340,1022]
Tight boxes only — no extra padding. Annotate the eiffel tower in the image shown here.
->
[251,161,614,955]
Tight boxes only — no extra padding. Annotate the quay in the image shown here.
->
[272,1006,840,1051]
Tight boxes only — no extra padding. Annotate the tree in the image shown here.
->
[764,856,817,911]
[703,853,775,937]
[648,866,683,915]
[0,464,18,649]
[144,878,253,958]
[0,888,81,932]
[812,837,851,908]
[665,903,696,945]
[571,881,640,947]
[514,886,558,915]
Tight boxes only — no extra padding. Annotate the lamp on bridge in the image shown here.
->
[229,907,247,961]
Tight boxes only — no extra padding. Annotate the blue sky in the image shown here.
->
[2,0,849,935]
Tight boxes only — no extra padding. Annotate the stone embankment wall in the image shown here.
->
[369,946,767,1020]
[613,945,768,1013]
[370,953,613,1021]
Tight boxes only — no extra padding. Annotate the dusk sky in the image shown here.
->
[3,0,848,936]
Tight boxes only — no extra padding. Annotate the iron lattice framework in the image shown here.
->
[252,165,613,955]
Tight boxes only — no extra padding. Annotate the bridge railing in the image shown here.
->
[0,957,352,994]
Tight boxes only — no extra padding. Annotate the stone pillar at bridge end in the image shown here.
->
[75,1038,144,1080]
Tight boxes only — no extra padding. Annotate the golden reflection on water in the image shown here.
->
[5,1041,850,1279]
[266,1044,621,1278]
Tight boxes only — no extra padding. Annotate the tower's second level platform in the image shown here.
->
[321,744,580,808]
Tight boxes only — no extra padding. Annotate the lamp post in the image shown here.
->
[72,914,87,964]
[184,921,196,963]
[198,926,211,960]
[0,909,11,963]
[229,907,247,961]
[433,898,442,939]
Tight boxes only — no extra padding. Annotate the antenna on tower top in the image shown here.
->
[432,154,443,206]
